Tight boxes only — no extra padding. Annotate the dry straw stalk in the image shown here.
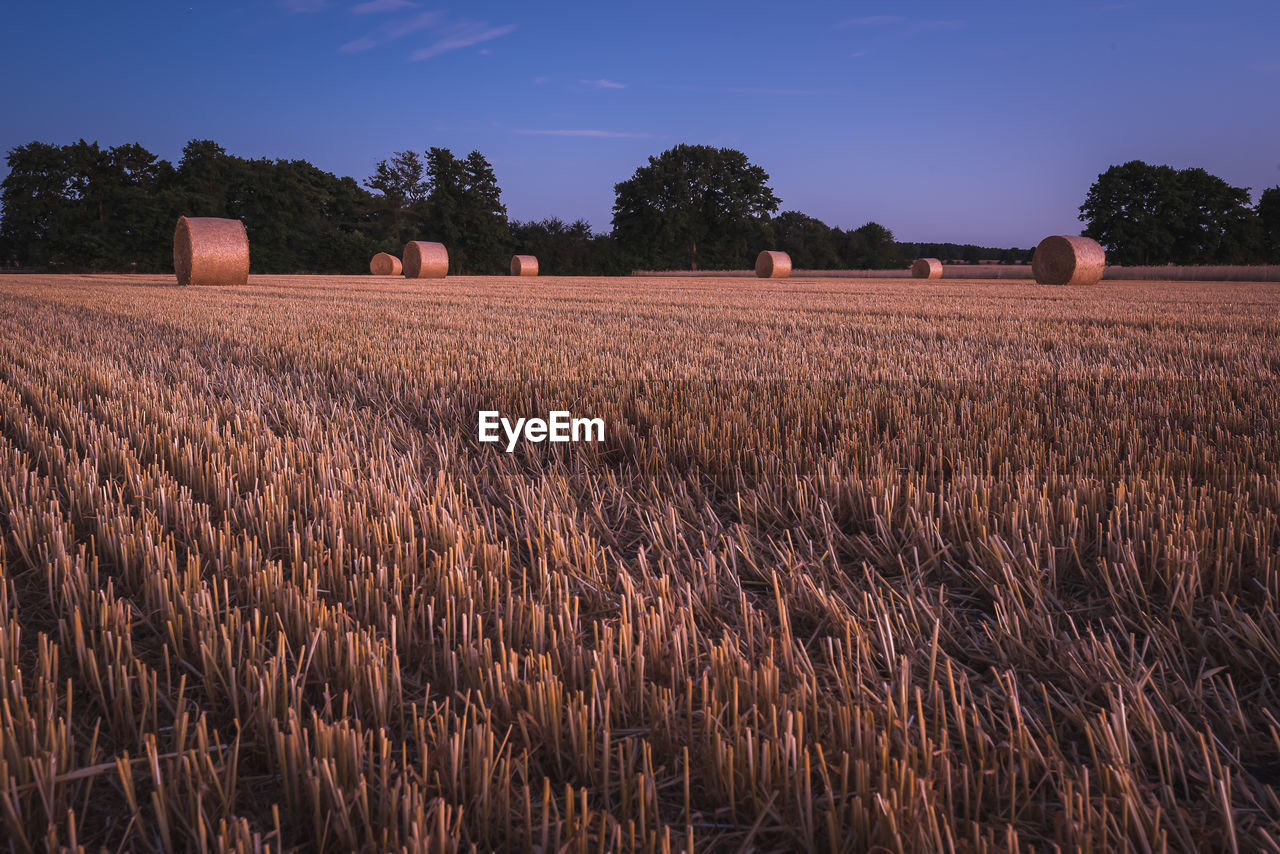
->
[172,216,249,287]
[755,250,792,279]
[1032,235,1106,286]
[370,253,402,276]
[510,255,539,277]
[911,258,943,280]
[1,271,1278,852]
[403,241,449,278]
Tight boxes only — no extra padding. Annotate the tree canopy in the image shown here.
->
[1,136,1052,275]
[612,144,780,271]
[0,140,176,271]
[1257,186,1280,263]
[365,150,427,249]
[419,148,509,275]
[1079,160,1265,265]
[509,217,626,276]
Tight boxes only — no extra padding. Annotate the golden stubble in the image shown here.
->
[0,273,1277,852]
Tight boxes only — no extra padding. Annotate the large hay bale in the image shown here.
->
[403,241,449,279]
[370,252,402,276]
[911,258,943,280]
[1032,235,1106,286]
[173,216,249,287]
[510,255,539,276]
[755,250,792,279]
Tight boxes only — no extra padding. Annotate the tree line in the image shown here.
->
[4,139,1273,274]
[0,139,513,275]
[1079,160,1280,265]
[0,139,1033,275]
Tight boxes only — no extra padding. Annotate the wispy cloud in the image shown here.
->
[350,0,418,13]
[340,10,439,53]
[410,22,516,60]
[1248,61,1280,73]
[836,14,963,35]
[514,129,653,139]
[837,14,902,27]
[579,78,628,90]
[661,84,846,97]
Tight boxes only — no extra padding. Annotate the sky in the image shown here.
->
[2,0,1278,248]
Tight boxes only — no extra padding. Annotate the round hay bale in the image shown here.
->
[510,255,539,276]
[370,252,402,276]
[755,250,792,279]
[173,216,249,287]
[402,241,449,279]
[1032,235,1106,286]
[911,258,943,280]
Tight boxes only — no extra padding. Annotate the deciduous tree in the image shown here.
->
[612,144,780,271]
[365,150,427,248]
[1080,160,1261,264]
[421,147,509,274]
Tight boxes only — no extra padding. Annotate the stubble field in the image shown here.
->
[0,273,1277,852]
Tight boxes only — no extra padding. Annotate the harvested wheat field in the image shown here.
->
[0,273,1278,852]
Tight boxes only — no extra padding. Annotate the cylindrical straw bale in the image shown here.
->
[173,216,249,286]
[403,241,449,278]
[911,258,943,280]
[1032,235,1106,286]
[370,252,402,275]
[755,250,792,279]
[510,255,539,276]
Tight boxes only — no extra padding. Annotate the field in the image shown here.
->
[636,265,1280,281]
[0,273,1278,852]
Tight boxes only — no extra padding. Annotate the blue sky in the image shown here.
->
[2,1,1277,247]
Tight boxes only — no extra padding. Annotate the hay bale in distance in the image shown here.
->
[911,258,943,280]
[370,252,402,276]
[403,241,449,279]
[173,216,249,287]
[510,255,539,277]
[1032,235,1106,286]
[755,250,792,279]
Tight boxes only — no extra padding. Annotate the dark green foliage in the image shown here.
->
[772,211,841,270]
[238,159,377,274]
[177,141,381,274]
[175,140,236,218]
[1080,160,1264,265]
[612,144,780,271]
[0,138,384,273]
[0,135,1066,277]
[0,140,178,271]
[419,148,509,274]
[896,242,1033,265]
[767,211,1026,272]
[839,221,902,269]
[1255,186,1280,263]
[509,217,628,276]
[365,150,428,250]
[0,142,72,267]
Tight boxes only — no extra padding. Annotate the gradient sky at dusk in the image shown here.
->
[2,1,1277,247]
